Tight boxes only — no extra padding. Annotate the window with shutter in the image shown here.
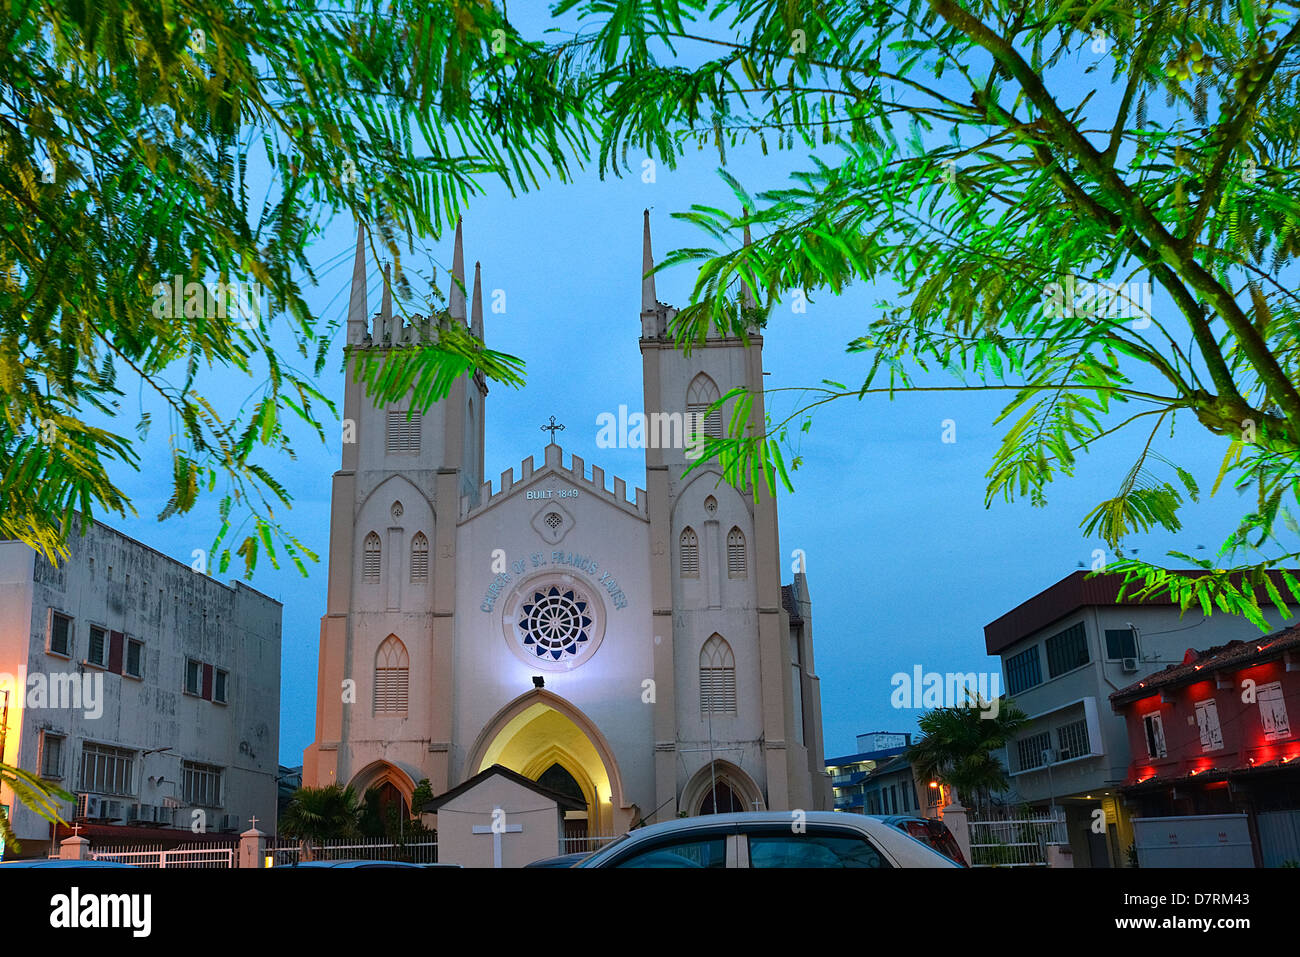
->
[385,410,421,453]
[680,527,699,578]
[362,531,382,583]
[374,635,409,716]
[686,373,723,440]
[410,532,429,583]
[727,527,746,578]
[700,634,736,715]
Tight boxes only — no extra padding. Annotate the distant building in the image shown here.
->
[0,521,282,857]
[1110,625,1300,866]
[985,570,1295,867]
[277,765,303,823]
[825,733,913,814]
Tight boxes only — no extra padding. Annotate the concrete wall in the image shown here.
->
[434,774,563,868]
[0,524,281,853]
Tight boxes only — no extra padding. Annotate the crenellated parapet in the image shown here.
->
[459,442,648,522]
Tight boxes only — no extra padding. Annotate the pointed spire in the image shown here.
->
[381,263,393,343]
[740,207,756,311]
[449,217,466,323]
[471,260,484,340]
[641,208,656,314]
[347,223,368,341]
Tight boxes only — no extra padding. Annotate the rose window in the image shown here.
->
[515,585,593,660]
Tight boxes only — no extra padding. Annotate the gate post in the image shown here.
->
[239,824,267,868]
[59,833,92,861]
[942,802,972,865]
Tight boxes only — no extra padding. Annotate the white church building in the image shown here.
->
[304,213,831,838]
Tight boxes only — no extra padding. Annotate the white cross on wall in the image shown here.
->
[471,807,523,868]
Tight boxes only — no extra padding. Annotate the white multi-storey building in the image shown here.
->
[0,521,281,856]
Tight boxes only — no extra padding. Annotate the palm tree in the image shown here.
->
[278,785,361,861]
[1,762,72,854]
[908,693,1028,815]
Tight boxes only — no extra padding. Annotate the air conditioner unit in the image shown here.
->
[222,814,240,832]
[153,805,174,827]
[1041,748,1058,766]
[127,804,150,823]
[1121,657,1140,673]
[75,793,103,819]
[102,800,125,821]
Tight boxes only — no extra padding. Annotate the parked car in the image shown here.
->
[871,815,968,867]
[0,859,136,868]
[287,859,427,869]
[524,851,592,868]
[574,811,961,868]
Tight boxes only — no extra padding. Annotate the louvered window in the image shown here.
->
[410,532,429,584]
[680,527,699,578]
[700,634,736,715]
[687,373,723,440]
[385,409,421,453]
[727,527,746,578]
[362,532,381,583]
[374,635,409,716]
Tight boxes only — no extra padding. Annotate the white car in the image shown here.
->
[574,811,961,868]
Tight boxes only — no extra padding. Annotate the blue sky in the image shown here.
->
[91,7,1286,766]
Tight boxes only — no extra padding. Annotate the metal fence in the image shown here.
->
[268,835,439,866]
[560,835,618,856]
[91,842,237,869]
[968,815,1067,867]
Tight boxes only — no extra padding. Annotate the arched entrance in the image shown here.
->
[348,761,418,838]
[681,760,764,816]
[465,690,628,837]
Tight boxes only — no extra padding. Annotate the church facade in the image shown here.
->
[303,213,831,836]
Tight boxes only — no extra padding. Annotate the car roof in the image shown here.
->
[0,858,136,867]
[613,810,887,841]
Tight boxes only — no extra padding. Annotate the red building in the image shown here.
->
[1110,624,1300,859]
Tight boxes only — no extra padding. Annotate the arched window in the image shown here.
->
[699,780,745,815]
[374,635,409,716]
[362,532,382,583]
[727,526,747,579]
[687,373,723,440]
[679,527,699,578]
[700,634,736,715]
[410,532,429,584]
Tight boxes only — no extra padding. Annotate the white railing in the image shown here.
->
[968,815,1067,867]
[560,835,618,856]
[269,836,438,866]
[91,843,236,868]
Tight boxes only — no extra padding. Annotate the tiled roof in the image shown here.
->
[1110,622,1300,705]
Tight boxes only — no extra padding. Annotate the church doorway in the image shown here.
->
[467,690,627,838]
[698,779,745,814]
[536,763,591,847]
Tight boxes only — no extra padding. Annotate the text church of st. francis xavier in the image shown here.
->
[303,213,832,838]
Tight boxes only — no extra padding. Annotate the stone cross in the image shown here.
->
[472,807,523,868]
[248,815,259,830]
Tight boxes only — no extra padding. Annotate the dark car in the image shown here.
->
[0,858,136,868]
[287,859,427,869]
[872,815,968,866]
